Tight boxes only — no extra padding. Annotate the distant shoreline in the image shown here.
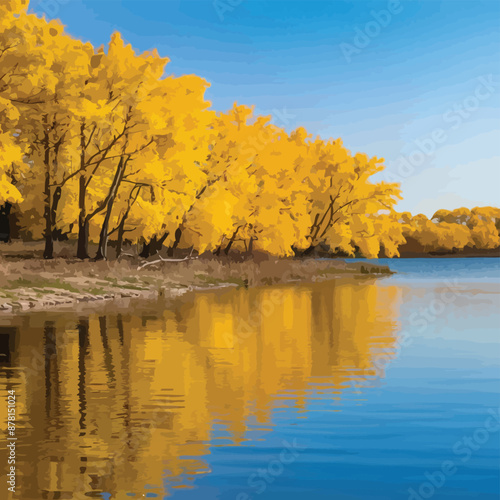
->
[396,250,500,258]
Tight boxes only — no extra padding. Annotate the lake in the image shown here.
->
[1,258,499,499]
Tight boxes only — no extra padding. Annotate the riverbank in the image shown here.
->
[0,252,391,313]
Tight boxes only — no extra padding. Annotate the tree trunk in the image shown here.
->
[51,186,63,240]
[139,232,169,259]
[115,217,126,258]
[167,227,182,257]
[0,203,12,243]
[114,186,144,258]
[139,239,151,258]
[95,157,125,261]
[77,125,89,259]
[154,232,169,255]
[224,240,234,255]
[300,245,316,257]
[43,125,53,260]
[95,216,110,261]
[224,226,241,255]
[247,237,254,255]
[77,217,89,260]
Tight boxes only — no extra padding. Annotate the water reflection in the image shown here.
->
[0,278,400,499]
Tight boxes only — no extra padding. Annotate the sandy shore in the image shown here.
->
[0,253,391,313]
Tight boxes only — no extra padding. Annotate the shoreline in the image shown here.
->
[0,256,392,315]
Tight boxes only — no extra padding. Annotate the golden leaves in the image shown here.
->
[401,209,500,253]
[0,4,498,259]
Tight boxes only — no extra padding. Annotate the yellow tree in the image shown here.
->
[64,33,168,260]
[240,124,312,256]
[296,132,402,257]
[114,76,212,259]
[16,24,92,258]
[0,0,40,241]
[402,212,473,253]
[0,103,23,242]
[432,207,471,225]
[85,35,212,260]
[402,213,442,252]
[431,207,500,251]
[435,222,472,251]
[0,103,23,206]
[468,207,500,250]
[181,104,261,255]
[0,0,93,257]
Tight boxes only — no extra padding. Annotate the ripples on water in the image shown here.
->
[0,258,499,499]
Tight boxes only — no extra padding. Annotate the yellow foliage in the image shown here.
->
[0,6,497,258]
[401,208,500,253]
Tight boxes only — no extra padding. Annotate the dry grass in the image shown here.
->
[0,240,391,312]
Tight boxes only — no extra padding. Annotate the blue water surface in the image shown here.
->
[2,258,499,500]
[176,258,500,500]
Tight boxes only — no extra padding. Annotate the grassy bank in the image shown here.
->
[0,242,391,313]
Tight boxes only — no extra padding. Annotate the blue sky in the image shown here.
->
[31,0,500,216]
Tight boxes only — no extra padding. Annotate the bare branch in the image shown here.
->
[137,255,197,271]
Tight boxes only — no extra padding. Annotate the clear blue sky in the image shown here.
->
[31,0,500,216]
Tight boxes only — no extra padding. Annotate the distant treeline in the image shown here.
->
[0,2,499,260]
[397,208,500,256]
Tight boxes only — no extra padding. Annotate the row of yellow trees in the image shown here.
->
[0,1,498,260]
[400,207,500,255]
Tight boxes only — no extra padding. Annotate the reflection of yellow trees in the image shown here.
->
[0,279,399,498]
[311,282,401,393]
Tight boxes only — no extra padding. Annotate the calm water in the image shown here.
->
[0,258,499,499]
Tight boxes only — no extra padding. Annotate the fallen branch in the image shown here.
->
[117,252,136,259]
[137,255,197,271]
